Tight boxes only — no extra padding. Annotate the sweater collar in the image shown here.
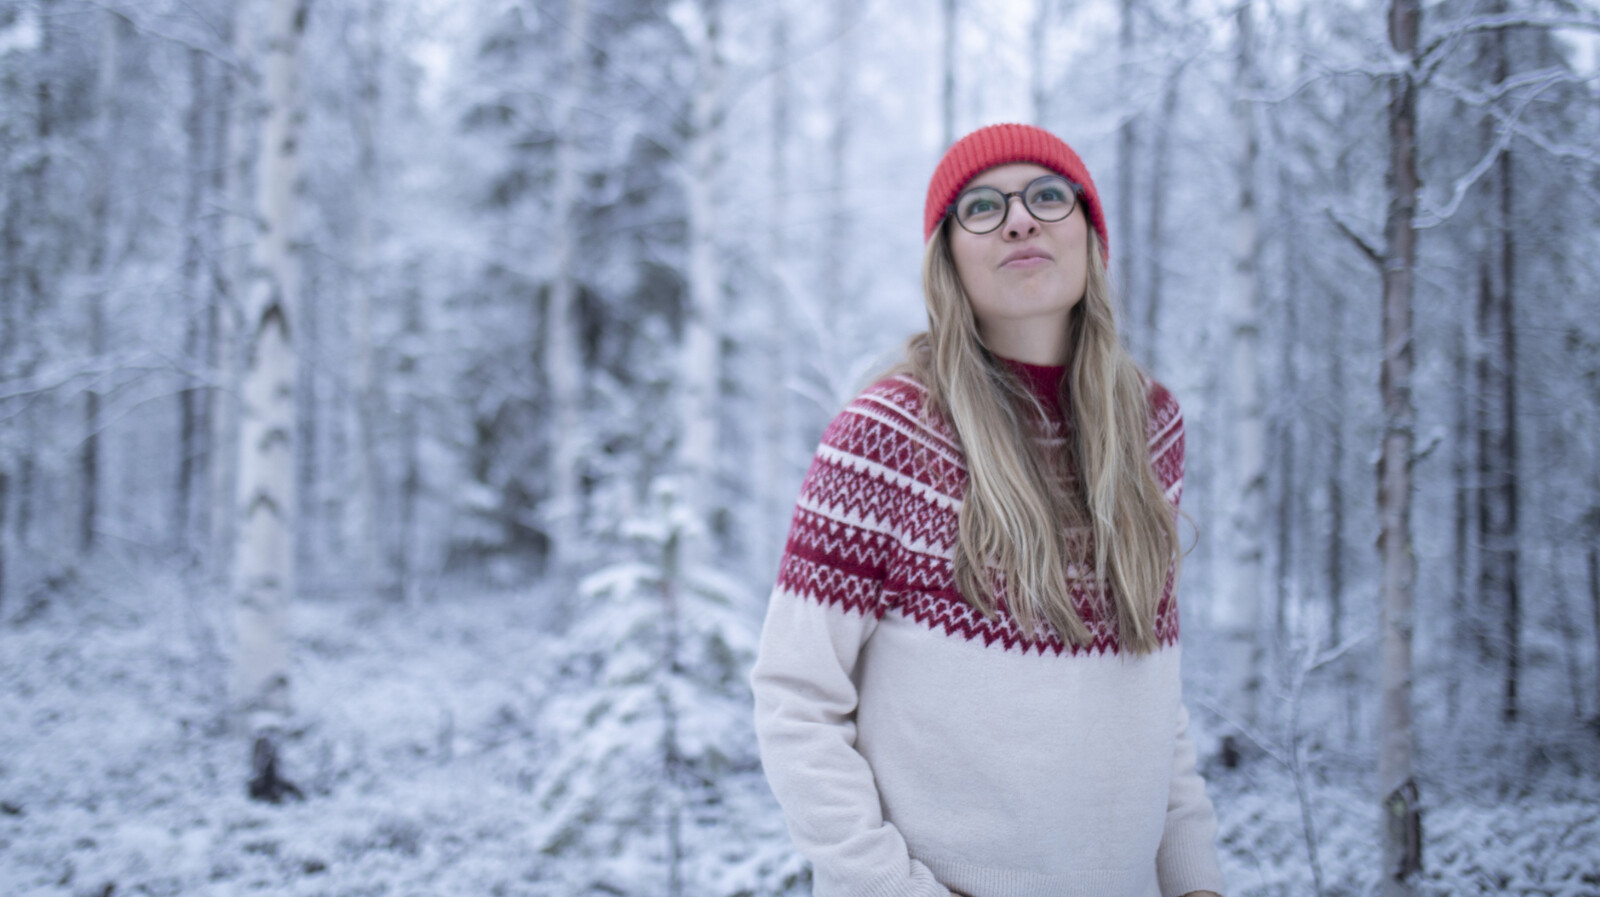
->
[997,355,1068,414]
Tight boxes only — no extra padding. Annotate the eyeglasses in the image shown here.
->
[947,174,1081,235]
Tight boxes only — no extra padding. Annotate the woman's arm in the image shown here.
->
[1148,382,1227,897]
[752,591,950,897]
[751,387,955,897]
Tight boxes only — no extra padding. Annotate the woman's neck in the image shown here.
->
[977,319,1072,366]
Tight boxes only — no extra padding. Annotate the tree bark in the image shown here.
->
[1029,0,1051,125]
[235,0,310,800]
[761,0,793,578]
[178,47,211,560]
[1448,320,1473,724]
[1221,0,1265,754]
[82,9,124,556]
[1493,14,1520,725]
[1116,0,1139,353]
[350,0,385,594]
[1589,546,1599,721]
[1378,0,1422,888]
[543,0,593,578]
[942,0,957,146]
[1143,0,1188,370]
[213,0,257,585]
[1274,155,1298,652]
[679,0,724,561]
[396,283,423,604]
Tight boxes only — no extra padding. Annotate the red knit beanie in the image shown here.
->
[923,123,1109,260]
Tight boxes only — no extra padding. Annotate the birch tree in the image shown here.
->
[1220,0,1266,754]
[678,0,725,561]
[234,0,311,803]
[1377,0,1422,887]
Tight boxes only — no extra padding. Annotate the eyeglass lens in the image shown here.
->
[954,175,1077,234]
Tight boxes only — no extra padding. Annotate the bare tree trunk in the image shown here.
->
[659,513,685,897]
[235,0,310,804]
[213,0,257,586]
[679,0,724,561]
[544,0,593,578]
[0,472,7,612]
[1448,320,1473,724]
[1143,0,1188,370]
[349,0,385,594]
[761,0,793,579]
[82,9,123,556]
[15,0,59,562]
[1492,15,1521,724]
[1221,0,1265,759]
[1274,155,1298,652]
[941,0,957,146]
[1115,0,1139,353]
[1590,546,1600,721]
[178,47,211,560]
[395,282,423,605]
[1378,0,1422,888]
[1029,0,1051,125]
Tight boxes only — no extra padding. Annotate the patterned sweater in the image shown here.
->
[750,359,1225,897]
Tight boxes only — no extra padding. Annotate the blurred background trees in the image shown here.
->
[1,0,1598,892]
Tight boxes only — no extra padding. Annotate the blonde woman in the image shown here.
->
[751,124,1226,897]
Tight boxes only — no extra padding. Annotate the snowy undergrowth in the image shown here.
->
[1209,752,1600,897]
[3,561,1596,897]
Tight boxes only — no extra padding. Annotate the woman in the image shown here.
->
[750,123,1226,897]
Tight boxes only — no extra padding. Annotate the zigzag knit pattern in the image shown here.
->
[777,370,1185,656]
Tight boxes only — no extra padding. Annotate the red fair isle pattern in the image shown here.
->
[777,373,1186,656]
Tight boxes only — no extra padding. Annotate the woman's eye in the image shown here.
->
[962,197,999,217]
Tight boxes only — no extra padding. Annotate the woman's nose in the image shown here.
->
[1003,197,1038,238]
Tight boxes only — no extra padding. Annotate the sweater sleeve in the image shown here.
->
[1148,381,1227,896]
[1155,698,1227,896]
[751,389,953,897]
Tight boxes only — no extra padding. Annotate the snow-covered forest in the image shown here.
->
[2,0,1598,893]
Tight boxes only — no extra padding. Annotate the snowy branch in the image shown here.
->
[81,0,251,76]
[1327,210,1382,267]
[1420,14,1600,77]
[1414,69,1590,229]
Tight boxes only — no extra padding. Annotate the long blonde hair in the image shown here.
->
[899,224,1178,654]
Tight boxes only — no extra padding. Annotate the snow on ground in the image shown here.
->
[2,567,1596,896]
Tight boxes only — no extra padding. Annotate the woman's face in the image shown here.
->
[948,162,1089,364]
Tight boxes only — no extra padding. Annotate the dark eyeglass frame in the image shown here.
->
[945,174,1082,235]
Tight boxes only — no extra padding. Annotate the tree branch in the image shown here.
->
[1327,210,1383,267]
[1421,14,1600,75]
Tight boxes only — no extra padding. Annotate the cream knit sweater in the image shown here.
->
[751,361,1225,897]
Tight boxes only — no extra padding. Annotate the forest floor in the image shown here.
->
[2,564,1598,897]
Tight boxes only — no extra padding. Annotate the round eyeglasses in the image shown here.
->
[947,174,1081,235]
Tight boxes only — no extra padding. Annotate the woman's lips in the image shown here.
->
[1000,249,1051,268]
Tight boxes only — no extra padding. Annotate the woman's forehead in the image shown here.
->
[965,162,1059,191]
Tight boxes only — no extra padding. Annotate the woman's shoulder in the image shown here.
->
[1142,373,1183,438]
[818,372,960,463]
[1141,374,1185,493]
